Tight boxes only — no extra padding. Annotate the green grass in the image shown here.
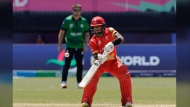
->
[13,77,176,105]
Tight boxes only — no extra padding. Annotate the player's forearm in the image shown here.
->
[58,35,63,46]
[112,32,124,45]
[58,30,65,46]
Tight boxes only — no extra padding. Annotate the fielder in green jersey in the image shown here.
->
[60,15,89,48]
[58,4,90,89]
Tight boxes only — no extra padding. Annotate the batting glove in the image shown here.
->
[98,54,107,64]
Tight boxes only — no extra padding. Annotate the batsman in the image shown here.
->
[81,16,133,107]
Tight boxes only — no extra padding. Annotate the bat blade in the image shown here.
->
[78,50,109,88]
[78,60,100,88]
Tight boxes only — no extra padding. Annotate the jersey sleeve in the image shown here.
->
[108,27,117,37]
[60,18,68,31]
[89,38,98,54]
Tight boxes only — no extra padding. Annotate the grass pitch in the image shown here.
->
[13,77,176,107]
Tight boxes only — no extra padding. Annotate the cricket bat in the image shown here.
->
[78,51,109,88]
[78,60,101,88]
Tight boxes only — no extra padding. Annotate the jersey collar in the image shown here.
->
[72,16,82,21]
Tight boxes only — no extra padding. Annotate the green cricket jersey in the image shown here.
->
[61,15,89,49]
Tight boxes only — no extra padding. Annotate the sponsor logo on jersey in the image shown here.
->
[69,24,73,28]
[105,36,108,41]
[80,24,84,28]
[98,40,101,45]
[71,32,82,36]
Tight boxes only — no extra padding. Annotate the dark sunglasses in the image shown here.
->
[73,9,81,12]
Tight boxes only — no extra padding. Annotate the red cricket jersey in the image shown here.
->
[89,27,118,61]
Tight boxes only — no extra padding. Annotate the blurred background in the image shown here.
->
[13,0,176,78]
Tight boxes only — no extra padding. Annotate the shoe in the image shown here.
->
[77,82,83,89]
[81,102,89,107]
[124,102,132,107]
[60,81,67,88]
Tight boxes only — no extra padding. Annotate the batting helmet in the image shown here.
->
[90,16,106,37]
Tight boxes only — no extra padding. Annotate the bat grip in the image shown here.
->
[102,50,109,56]
[101,51,109,61]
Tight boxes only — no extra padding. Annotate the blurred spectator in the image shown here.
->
[36,35,45,44]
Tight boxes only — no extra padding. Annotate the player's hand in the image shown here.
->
[104,42,114,54]
[98,54,107,64]
[58,45,62,53]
